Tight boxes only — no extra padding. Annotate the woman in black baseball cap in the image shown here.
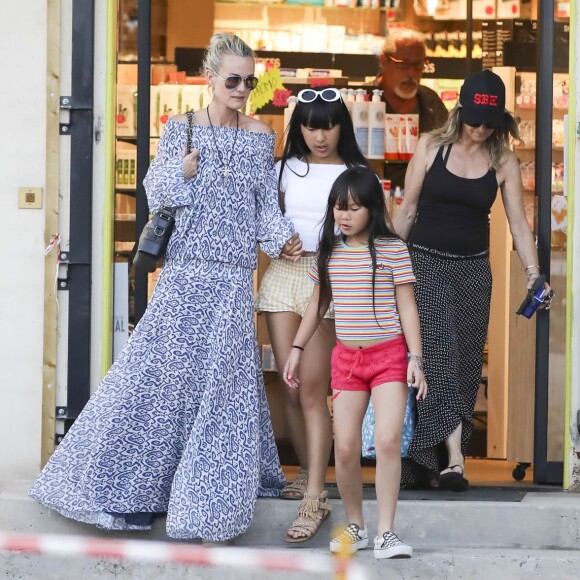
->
[392,69,552,491]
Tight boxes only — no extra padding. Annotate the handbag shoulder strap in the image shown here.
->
[186,110,195,153]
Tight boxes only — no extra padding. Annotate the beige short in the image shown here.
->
[255,256,334,319]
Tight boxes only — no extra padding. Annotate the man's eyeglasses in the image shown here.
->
[212,72,259,90]
[386,55,428,72]
[297,88,342,103]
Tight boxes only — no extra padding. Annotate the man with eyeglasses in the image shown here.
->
[375,28,448,188]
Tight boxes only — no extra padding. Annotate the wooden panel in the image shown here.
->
[487,194,511,458]
[506,250,536,463]
[487,66,518,460]
[166,0,214,62]
[41,0,62,466]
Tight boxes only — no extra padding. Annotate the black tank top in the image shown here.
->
[410,144,498,255]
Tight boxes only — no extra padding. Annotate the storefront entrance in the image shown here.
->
[81,0,571,487]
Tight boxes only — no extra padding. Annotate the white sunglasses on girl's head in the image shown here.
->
[297,88,342,103]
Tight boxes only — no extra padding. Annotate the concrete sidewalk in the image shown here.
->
[2,481,580,579]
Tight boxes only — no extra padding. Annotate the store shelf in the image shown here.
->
[115,218,136,243]
[216,1,389,10]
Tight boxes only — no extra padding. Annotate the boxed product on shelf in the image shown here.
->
[398,114,418,160]
[520,161,535,191]
[552,119,564,149]
[497,0,520,18]
[432,0,498,20]
[150,85,160,137]
[433,78,462,111]
[150,138,159,162]
[385,113,398,161]
[551,194,567,249]
[117,62,178,86]
[116,85,137,137]
[158,83,180,134]
[181,83,212,113]
[115,143,137,190]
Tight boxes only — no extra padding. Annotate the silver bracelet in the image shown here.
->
[410,354,424,371]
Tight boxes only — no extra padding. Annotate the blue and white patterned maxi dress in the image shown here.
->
[30,119,294,541]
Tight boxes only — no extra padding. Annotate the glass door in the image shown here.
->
[532,0,568,484]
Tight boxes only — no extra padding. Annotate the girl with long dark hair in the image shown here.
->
[256,88,368,543]
[284,166,427,559]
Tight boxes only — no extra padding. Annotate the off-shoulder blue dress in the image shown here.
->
[30,118,294,541]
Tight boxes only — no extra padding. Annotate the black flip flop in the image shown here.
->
[438,465,469,492]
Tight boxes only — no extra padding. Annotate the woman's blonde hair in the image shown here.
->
[426,105,523,170]
[201,33,254,75]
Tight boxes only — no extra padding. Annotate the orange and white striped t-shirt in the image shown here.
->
[308,237,416,341]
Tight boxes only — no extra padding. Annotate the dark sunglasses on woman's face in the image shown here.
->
[213,72,259,90]
[465,121,495,130]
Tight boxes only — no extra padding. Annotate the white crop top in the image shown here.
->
[276,158,347,252]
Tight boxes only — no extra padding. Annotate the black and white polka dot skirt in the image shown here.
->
[401,245,492,488]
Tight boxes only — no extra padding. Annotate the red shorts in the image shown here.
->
[331,336,408,393]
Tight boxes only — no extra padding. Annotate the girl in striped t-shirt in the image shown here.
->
[284,166,427,560]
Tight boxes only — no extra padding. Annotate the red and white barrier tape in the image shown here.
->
[0,532,368,579]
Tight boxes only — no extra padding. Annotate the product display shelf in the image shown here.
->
[216,1,391,9]
[514,71,568,249]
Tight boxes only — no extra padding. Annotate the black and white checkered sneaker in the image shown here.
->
[373,531,413,559]
[329,523,368,553]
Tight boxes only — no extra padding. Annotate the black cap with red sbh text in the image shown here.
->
[459,69,506,128]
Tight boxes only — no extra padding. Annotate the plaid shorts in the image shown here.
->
[255,256,334,319]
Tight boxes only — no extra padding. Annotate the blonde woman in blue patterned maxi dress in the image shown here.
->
[30,33,302,542]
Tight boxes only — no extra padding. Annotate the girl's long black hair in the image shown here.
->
[278,94,369,212]
[317,166,400,319]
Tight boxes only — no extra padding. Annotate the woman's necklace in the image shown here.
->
[206,106,239,179]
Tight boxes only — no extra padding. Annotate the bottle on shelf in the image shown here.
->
[345,88,356,117]
[390,186,404,219]
[399,114,418,161]
[385,112,398,161]
[352,88,369,157]
[368,89,385,160]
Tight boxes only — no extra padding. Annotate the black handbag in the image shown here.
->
[133,110,194,272]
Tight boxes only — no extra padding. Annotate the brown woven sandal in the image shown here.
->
[284,490,332,543]
[280,469,308,500]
